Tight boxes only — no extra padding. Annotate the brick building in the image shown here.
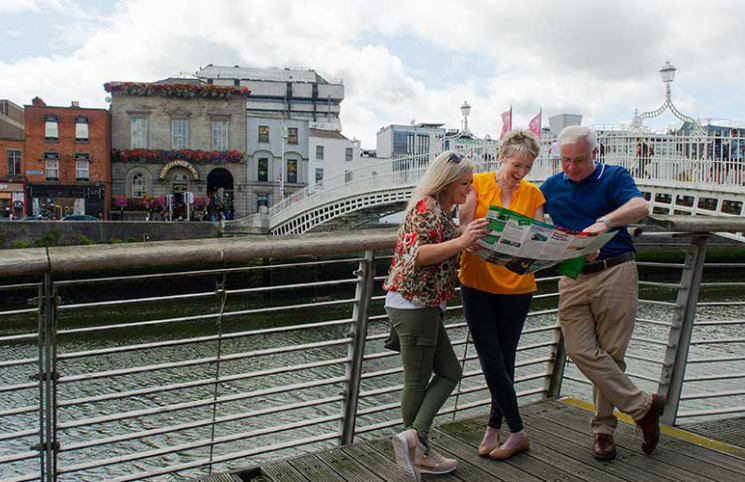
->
[107,79,249,219]
[24,97,110,218]
[0,100,26,219]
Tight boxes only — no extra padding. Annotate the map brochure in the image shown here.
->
[472,205,617,274]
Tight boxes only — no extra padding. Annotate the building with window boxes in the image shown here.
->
[107,79,249,220]
[0,100,26,219]
[23,97,110,219]
[195,65,347,213]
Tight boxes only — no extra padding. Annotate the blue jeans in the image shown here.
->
[461,286,532,433]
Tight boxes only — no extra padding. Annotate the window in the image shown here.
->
[315,168,324,183]
[316,145,324,160]
[345,147,353,162]
[131,117,148,148]
[172,119,188,149]
[257,158,268,182]
[212,120,228,151]
[132,172,147,198]
[345,170,353,183]
[258,125,269,142]
[75,154,90,180]
[7,149,21,176]
[45,153,59,180]
[287,127,298,144]
[44,115,59,141]
[75,116,90,142]
[287,159,297,183]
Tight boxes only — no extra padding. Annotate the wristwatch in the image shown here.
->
[597,216,613,230]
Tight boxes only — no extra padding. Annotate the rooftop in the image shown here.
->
[309,128,348,140]
[196,64,342,85]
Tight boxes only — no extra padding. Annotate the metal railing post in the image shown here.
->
[544,327,567,399]
[34,273,59,482]
[659,235,709,426]
[339,250,375,445]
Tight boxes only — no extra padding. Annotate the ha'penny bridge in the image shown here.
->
[226,132,745,242]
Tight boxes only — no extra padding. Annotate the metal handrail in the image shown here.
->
[1,222,744,482]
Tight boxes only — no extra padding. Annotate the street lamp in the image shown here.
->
[660,61,676,100]
[627,61,703,135]
[460,101,471,134]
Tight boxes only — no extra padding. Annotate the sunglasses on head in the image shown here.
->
[447,153,463,163]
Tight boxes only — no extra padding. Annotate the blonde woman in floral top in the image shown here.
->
[384,151,488,480]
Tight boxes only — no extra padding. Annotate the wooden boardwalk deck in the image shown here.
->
[195,399,745,482]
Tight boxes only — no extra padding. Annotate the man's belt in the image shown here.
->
[582,251,635,274]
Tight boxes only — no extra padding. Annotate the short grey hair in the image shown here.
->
[501,129,540,161]
[557,125,597,152]
[407,151,475,212]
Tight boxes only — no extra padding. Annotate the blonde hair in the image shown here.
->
[406,151,475,212]
[501,129,540,161]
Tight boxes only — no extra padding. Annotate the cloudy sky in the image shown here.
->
[2,0,744,147]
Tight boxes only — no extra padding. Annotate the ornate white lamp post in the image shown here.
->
[460,101,472,135]
[628,61,704,135]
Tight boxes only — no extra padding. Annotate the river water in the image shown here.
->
[1,266,744,482]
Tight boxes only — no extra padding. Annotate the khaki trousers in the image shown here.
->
[558,261,652,435]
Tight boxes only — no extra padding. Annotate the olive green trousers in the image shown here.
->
[386,307,462,450]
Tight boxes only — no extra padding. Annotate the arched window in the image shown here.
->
[132,172,147,198]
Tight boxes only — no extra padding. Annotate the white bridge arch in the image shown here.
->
[227,132,745,241]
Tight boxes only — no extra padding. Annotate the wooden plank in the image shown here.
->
[531,400,745,472]
[363,438,465,482]
[522,401,745,482]
[449,416,635,482]
[341,443,419,482]
[437,417,593,482]
[262,460,309,482]
[315,446,389,482]
[683,417,745,448]
[289,454,351,482]
[428,427,544,482]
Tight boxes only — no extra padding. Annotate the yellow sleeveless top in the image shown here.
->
[458,172,546,294]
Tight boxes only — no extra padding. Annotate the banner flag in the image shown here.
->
[529,110,542,139]
[499,106,512,140]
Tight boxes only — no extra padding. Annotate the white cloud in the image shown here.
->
[0,0,67,13]
[2,0,745,146]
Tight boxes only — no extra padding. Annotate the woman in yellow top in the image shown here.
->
[458,129,545,460]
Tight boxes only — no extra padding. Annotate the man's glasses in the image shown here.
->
[560,154,592,165]
[447,153,463,164]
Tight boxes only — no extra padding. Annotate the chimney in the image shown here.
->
[71,101,80,108]
[32,97,46,106]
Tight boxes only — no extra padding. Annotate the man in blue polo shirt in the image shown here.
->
[541,125,663,461]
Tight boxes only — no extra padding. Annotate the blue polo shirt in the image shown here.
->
[540,163,643,259]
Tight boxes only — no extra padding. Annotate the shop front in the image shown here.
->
[28,183,105,219]
[0,180,26,219]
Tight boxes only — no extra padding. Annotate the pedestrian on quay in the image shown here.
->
[383,150,488,480]
[540,125,663,461]
[458,129,546,460]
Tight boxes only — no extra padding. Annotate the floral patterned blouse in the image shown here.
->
[383,196,460,307]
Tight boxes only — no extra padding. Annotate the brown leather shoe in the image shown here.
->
[593,433,616,460]
[636,394,665,455]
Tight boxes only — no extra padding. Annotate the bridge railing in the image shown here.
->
[0,216,744,482]
[245,131,745,234]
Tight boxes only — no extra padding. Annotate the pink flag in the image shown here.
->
[529,110,542,139]
[499,107,512,140]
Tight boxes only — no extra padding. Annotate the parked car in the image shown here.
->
[23,215,50,221]
[61,214,98,221]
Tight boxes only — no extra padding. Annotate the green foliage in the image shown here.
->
[13,241,31,249]
[109,238,124,244]
[78,234,95,245]
[34,229,62,248]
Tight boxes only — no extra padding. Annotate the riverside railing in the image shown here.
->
[0,216,744,482]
